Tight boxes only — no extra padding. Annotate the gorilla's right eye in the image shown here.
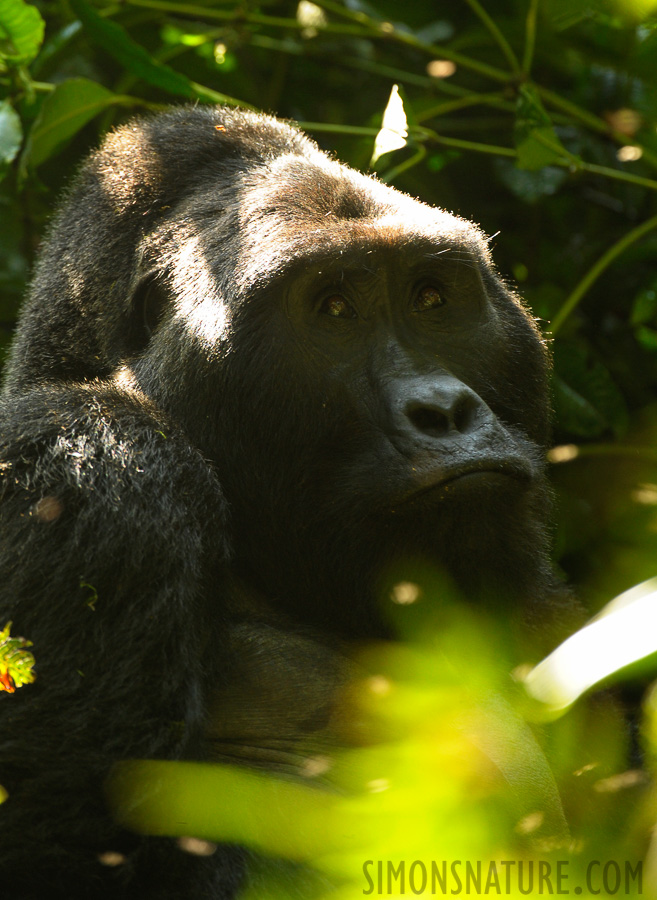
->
[319,294,357,319]
[413,284,445,311]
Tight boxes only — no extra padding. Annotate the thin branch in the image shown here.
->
[538,84,657,171]
[380,144,427,183]
[299,120,517,159]
[295,122,379,137]
[124,0,366,35]
[523,0,539,75]
[533,132,657,192]
[417,127,516,157]
[310,0,510,83]
[571,159,657,192]
[417,92,511,123]
[463,0,520,74]
[550,213,657,335]
[549,444,657,463]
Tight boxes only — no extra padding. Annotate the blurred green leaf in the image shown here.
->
[552,374,608,436]
[0,0,44,66]
[631,284,657,325]
[541,0,600,30]
[631,25,657,76]
[0,99,22,179]
[514,85,568,171]
[24,78,119,169]
[635,324,657,351]
[69,0,197,100]
[553,341,629,437]
[494,158,568,201]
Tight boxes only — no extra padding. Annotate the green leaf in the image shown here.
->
[635,324,657,352]
[0,0,44,65]
[514,85,568,171]
[631,25,657,76]
[631,284,657,325]
[25,78,117,169]
[552,374,607,437]
[541,0,598,30]
[553,341,628,438]
[69,0,196,100]
[494,158,568,202]
[0,99,22,180]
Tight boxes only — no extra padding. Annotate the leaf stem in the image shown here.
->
[123,0,366,35]
[549,444,657,463]
[463,0,520,73]
[538,85,657,170]
[523,0,539,75]
[310,0,510,83]
[418,127,516,157]
[417,92,510,123]
[534,132,657,192]
[550,213,657,335]
[380,144,427,182]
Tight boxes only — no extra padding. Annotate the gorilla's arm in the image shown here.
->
[0,380,235,893]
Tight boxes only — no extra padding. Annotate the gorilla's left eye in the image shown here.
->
[320,295,357,319]
[414,285,445,311]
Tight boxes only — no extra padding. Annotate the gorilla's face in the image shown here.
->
[130,154,552,635]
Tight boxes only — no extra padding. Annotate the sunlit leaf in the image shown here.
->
[0,99,22,180]
[371,85,408,166]
[0,0,45,65]
[614,0,657,20]
[25,78,118,169]
[525,578,657,709]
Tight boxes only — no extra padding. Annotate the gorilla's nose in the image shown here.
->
[399,377,489,441]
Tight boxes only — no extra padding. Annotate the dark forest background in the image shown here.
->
[2,1,657,895]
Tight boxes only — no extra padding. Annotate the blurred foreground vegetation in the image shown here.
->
[3,0,657,896]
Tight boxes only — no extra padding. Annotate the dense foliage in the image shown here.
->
[2,1,657,897]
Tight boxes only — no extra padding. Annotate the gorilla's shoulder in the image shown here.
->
[0,378,227,552]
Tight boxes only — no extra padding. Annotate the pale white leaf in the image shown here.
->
[371,85,408,165]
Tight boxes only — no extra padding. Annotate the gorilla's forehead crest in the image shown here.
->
[240,147,484,240]
[225,147,489,293]
[95,106,489,293]
[103,106,493,305]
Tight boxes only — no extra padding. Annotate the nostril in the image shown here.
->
[406,404,451,438]
[405,392,479,438]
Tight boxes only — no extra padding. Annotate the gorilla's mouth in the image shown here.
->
[404,456,535,503]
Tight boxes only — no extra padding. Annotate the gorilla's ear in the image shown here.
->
[127,273,169,354]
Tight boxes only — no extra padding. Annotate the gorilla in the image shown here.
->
[0,105,566,897]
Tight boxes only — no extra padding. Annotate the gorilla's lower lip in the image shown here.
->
[404,459,534,502]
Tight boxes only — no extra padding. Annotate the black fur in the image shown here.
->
[0,106,566,897]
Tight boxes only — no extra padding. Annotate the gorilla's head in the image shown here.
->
[5,106,557,636]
